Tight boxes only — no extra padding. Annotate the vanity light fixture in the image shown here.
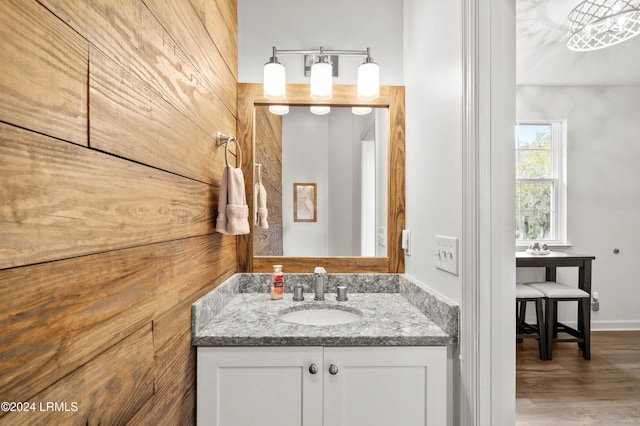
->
[263,47,286,100]
[310,106,331,115]
[263,46,380,102]
[351,107,372,115]
[567,0,640,51]
[357,48,379,100]
[310,50,333,100]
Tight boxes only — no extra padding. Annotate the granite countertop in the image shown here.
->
[193,291,450,347]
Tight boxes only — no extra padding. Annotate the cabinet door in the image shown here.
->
[323,346,447,426]
[197,346,323,426]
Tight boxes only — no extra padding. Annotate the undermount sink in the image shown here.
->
[280,306,362,326]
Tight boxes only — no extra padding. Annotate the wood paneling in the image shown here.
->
[142,0,237,113]
[190,0,238,79]
[1,325,155,424]
[131,299,203,424]
[89,47,234,183]
[254,106,283,256]
[39,0,234,134]
[0,0,238,421]
[0,0,88,145]
[0,124,213,269]
[237,83,406,273]
[0,234,234,406]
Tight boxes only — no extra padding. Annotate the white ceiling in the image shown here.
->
[516,0,640,85]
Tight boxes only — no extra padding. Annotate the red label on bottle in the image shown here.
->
[273,274,284,294]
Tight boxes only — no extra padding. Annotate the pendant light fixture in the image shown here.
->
[567,0,640,51]
[262,46,380,102]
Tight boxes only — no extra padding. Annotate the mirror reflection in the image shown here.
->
[253,106,389,257]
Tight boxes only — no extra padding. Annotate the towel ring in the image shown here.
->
[216,132,242,167]
[224,137,241,167]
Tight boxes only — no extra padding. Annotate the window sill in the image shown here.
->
[515,243,573,252]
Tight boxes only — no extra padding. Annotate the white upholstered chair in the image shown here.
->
[524,281,591,360]
[516,284,547,360]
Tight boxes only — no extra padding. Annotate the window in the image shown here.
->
[515,118,567,245]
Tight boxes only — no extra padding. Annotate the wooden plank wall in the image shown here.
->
[0,0,238,423]
[253,106,283,256]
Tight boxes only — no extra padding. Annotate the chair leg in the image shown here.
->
[535,298,546,360]
[552,300,559,338]
[516,300,526,343]
[580,297,591,360]
[577,297,585,351]
[545,298,555,360]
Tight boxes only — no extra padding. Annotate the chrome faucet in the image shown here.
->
[313,267,327,301]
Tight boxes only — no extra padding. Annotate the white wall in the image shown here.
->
[403,0,463,303]
[404,2,464,425]
[517,85,640,330]
[238,0,404,85]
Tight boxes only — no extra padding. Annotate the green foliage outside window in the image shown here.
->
[516,124,553,241]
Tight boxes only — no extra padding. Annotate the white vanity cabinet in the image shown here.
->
[197,345,447,426]
[197,346,323,426]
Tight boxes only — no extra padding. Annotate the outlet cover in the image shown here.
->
[435,235,459,276]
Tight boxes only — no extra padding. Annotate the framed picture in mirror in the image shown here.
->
[293,183,317,222]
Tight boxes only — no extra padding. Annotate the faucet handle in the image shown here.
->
[293,283,304,301]
[336,285,348,302]
[314,266,326,274]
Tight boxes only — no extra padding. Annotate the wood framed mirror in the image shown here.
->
[236,83,405,273]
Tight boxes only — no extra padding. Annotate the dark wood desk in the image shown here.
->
[516,251,596,294]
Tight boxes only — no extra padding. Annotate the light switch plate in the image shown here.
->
[435,235,459,276]
[378,226,386,247]
[402,229,411,256]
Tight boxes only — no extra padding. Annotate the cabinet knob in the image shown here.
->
[329,364,339,375]
[309,364,318,375]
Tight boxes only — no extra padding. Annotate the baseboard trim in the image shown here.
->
[591,321,640,331]
[559,320,640,331]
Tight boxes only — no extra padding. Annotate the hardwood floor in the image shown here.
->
[516,331,640,425]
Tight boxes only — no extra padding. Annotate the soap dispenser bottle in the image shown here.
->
[271,265,284,300]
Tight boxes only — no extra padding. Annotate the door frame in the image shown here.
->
[460,0,516,424]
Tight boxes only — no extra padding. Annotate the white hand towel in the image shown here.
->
[254,182,269,229]
[216,165,250,235]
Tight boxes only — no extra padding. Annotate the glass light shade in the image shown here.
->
[352,107,372,115]
[269,105,289,115]
[263,61,286,100]
[310,106,330,115]
[357,61,379,100]
[310,61,332,100]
